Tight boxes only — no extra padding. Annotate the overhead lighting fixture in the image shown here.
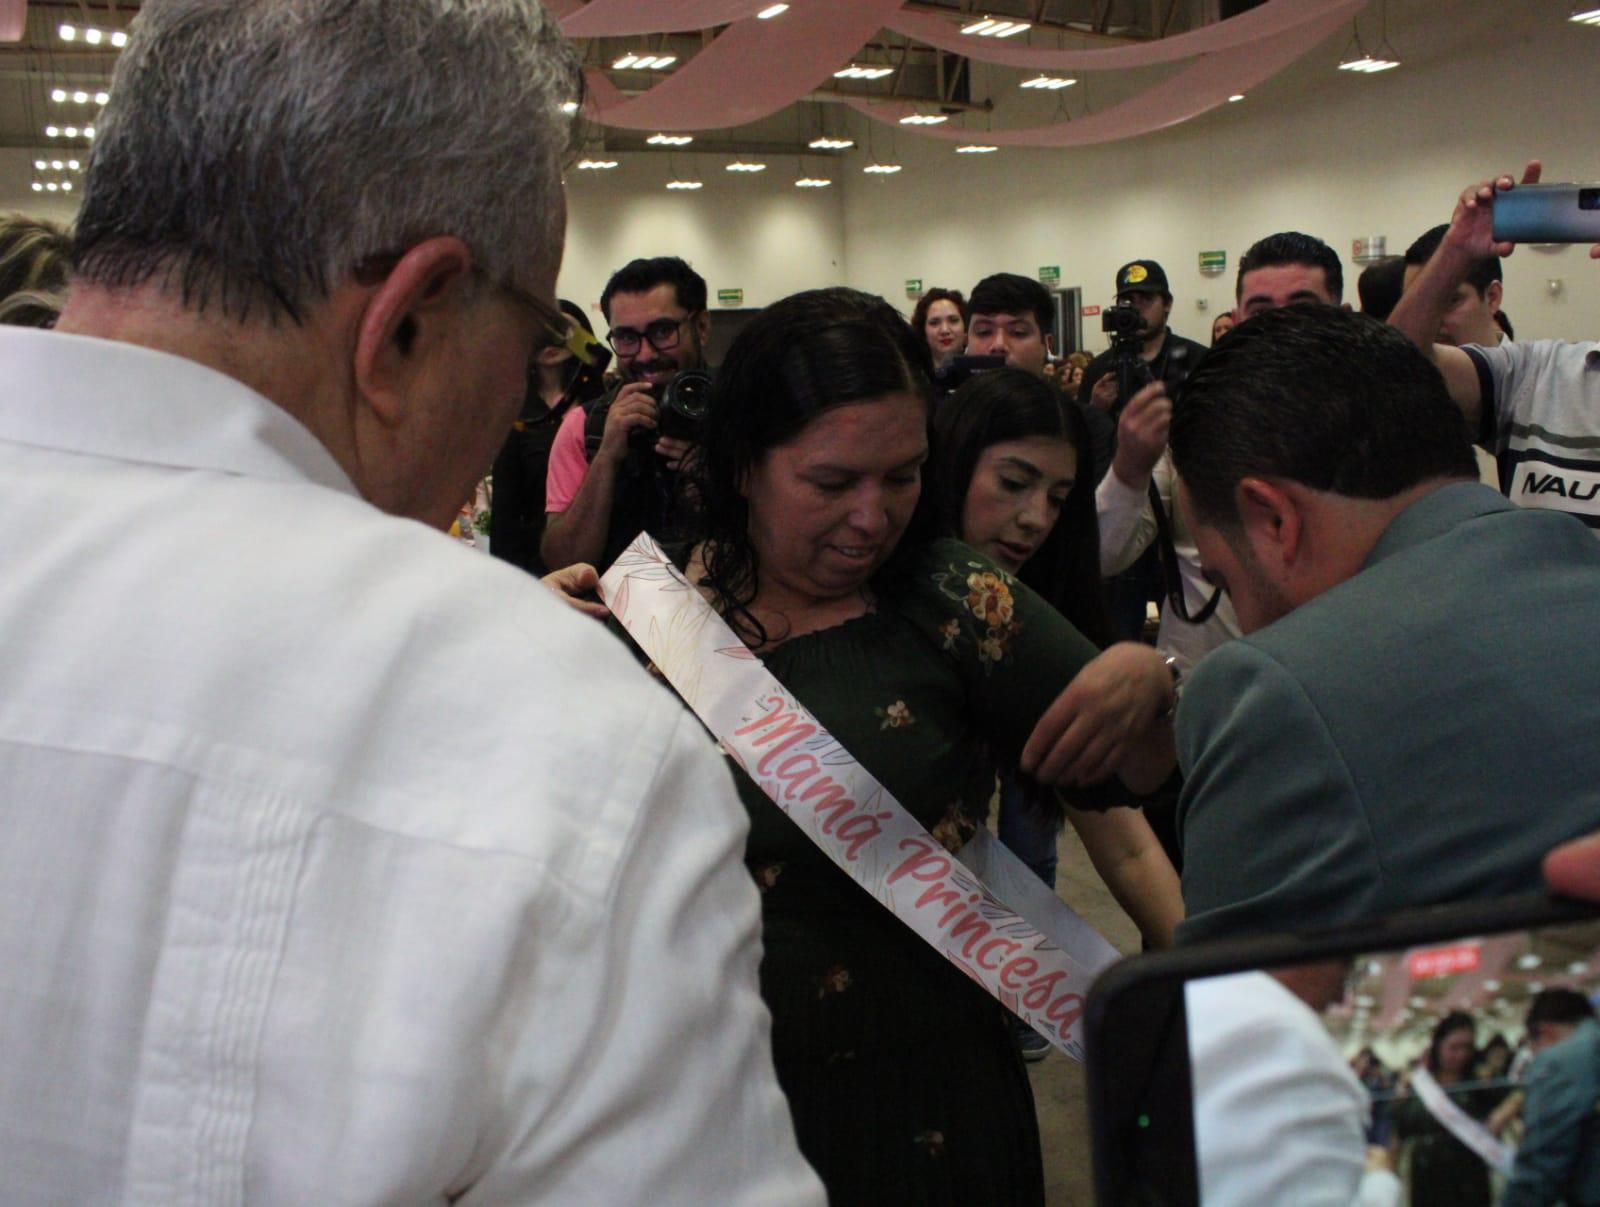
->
[863,163,902,175]
[1228,94,1246,102]
[899,113,948,125]
[834,64,895,80]
[560,100,580,114]
[956,144,999,153]
[50,88,110,106]
[1020,75,1076,90]
[809,137,855,150]
[795,177,832,188]
[613,53,677,70]
[59,22,128,48]
[726,161,767,173]
[961,17,1031,38]
[1573,5,1600,23]
[1337,14,1400,73]
[647,133,694,146]
[757,3,790,16]
[33,159,45,170]
[576,158,618,170]
[665,179,703,190]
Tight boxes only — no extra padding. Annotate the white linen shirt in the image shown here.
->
[0,327,823,1206]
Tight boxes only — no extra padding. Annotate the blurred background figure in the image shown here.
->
[911,286,968,369]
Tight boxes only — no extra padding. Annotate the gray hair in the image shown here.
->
[73,0,580,322]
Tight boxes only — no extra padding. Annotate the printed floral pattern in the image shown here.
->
[931,559,1026,672]
[875,700,915,730]
[930,801,977,854]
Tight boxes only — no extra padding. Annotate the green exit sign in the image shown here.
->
[717,288,744,306]
[905,278,923,298]
[1199,250,1227,274]
[1039,265,1061,286]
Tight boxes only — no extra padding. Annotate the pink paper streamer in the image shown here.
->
[846,0,1359,148]
[883,0,1369,72]
[0,0,25,43]
[561,0,770,38]
[580,0,907,131]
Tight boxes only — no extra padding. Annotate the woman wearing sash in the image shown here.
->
[1391,1012,1504,1205]
[676,288,1178,1203]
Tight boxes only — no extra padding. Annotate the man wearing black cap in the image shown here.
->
[1080,260,1208,426]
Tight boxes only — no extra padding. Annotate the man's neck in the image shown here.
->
[1141,328,1169,361]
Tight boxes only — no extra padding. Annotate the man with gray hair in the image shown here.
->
[0,2,822,1203]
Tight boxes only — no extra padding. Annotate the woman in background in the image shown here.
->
[911,286,968,368]
[1392,1012,1500,1206]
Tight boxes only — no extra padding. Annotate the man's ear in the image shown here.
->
[1486,279,1504,311]
[354,236,475,427]
[1235,476,1305,572]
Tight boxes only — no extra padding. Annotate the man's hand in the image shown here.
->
[1089,373,1120,412]
[597,381,658,464]
[1545,830,1600,900]
[1020,642,1173,788]
[655,435,693,472]
[1446,160,1543,260]
[541,562,609,620]
[1110,382,1171,489]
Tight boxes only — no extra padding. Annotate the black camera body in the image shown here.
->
[1101,303,1145,343]
[626,368,714,455]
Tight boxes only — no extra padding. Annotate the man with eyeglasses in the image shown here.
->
[542,256,712,572]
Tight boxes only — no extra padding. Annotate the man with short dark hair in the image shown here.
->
[1234,230,1346,318]
[1402,223,1505,348]
[542,255,712,571]
[1167,306,1600,943]
[1504,989,1600,1207]
[1357,256,1407,321]
[966,271,1055,376]
[0,2,820,1200]
[1391,163,1600,533]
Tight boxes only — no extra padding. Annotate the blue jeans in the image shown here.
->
[996,769,1060,888]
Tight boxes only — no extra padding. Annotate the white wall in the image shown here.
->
[561,155,846,332]
[837,0,1600,351]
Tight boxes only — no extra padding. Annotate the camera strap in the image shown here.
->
[1147,480,1223,626]
[599,532,1121,1061]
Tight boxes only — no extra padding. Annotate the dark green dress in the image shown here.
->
[1393,1081,1506,1207]
[736,539,1100,1205]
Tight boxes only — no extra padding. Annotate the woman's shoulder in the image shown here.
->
[893,536,1012,586]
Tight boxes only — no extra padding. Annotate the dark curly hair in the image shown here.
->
[680,287,937,646]
[910,287,967,343]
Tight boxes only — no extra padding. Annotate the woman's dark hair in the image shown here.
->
[681,287,936,645]
[1425,1011,1477,1073]
[910,287,967,338]
[930,368,1111,647]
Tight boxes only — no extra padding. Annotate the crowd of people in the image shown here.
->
[3,0,1600,1203]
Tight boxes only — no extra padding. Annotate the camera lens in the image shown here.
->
[1580,187,1599,212]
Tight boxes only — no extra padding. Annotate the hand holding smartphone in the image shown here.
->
[1492,184,1600,245]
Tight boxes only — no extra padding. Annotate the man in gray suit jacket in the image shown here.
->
[1167,306,1600,943]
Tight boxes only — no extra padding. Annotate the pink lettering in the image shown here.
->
[999,956,1039,991]
[940,893,982,928]
[1045,993,1085,1029]
[950,911,992,958]
[887,838,951,887]
[975,938,1021,972]
[835,813,886,862]
[1023,970,1067,1010]
[915,883,962,914]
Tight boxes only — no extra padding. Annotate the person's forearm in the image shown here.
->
[1117,721,1176,796]
[1067,804,1182,947]
[541,456,620,570]
[1096,471,1157,576]
[1389,240,1472,356]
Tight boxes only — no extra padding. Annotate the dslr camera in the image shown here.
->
[1101,304,1154,403]
[628,368,714,455]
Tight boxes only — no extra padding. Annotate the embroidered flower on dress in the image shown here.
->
[875,699,915,730]
[965,571,1015,628]
[930,801,977,853]
[754,862,785,892]
[817,964,853,997]
[939,618,961,650]
[913,1130,947,1158]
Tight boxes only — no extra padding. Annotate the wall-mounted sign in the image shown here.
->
[1352,236,1388,264]
[1199,250,1227,275]
[717,288,744,306]
[905,278,923,298]
[1082,304,1103,317]
[1039,265,1061,286]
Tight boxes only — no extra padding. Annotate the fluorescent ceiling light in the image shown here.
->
[863,163,902,174]
[50,88,65,102]
[1570,5,1600,22]
[899,114,948,125]
[962,17,1031,36]
[665,180,703,190]
[560,100,580,114]
[576,159,618,170]
[1228,94,1245,102]
[612,53,638,69]
[726,161,767,172]
[1020,75,1075,89]
[834,64,894,79]
[795,177,832,188]
[809,137,855,150]
[32,159,45,170]
[31,182,42,192]
[58,23,75,40]
[956,144,998,153]
[647,133,694,145]
[757,3,790,16]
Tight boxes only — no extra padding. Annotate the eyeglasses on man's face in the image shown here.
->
[606,313,698,357]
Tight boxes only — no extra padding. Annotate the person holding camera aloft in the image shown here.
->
[543,256,713,572]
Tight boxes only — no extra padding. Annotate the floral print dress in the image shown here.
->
[738,538,1101,1206]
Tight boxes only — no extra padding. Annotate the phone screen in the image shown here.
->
[1185,916,1600,1205]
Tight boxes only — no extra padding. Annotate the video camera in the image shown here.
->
[1101,304,1154,403]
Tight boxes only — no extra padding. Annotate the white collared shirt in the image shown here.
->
[0,327,822,1205]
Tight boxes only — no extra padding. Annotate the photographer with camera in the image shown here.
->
[542,256,713,572]
[1079,261,1207,426]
